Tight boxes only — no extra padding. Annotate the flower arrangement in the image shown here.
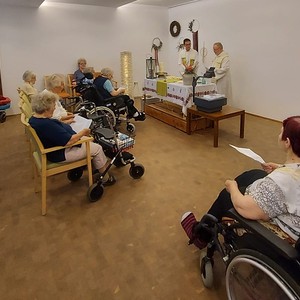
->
[184,68,195,74]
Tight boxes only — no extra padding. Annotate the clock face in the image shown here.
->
[170,21,181,37]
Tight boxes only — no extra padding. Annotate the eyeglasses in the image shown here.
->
[79,62,86,65]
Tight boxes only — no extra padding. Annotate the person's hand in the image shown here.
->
[261,162,281,174]
[225,179,238,194]
[117,87,125,95]
[64,117,75,124]
[66,112,74,117]
[81,128,91,136]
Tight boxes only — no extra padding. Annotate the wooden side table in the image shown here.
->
[187,105,245,147]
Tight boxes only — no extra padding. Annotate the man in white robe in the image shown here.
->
[211,42,232,100]
[178,38,199,76]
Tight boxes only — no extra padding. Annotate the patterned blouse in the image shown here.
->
[245,164,300,241]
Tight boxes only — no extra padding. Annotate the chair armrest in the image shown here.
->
[226,208,299,259]
[42,136,93,154]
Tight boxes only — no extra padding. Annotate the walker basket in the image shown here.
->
[98,132,135,153]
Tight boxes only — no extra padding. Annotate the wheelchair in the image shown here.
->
[73,79,136,133]
[72,102,145,202]
[195,209,300,299]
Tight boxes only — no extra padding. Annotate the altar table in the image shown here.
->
[143,78,217,116]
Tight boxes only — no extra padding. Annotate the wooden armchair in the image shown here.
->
[20,115,93,215]
[67,73,76,97]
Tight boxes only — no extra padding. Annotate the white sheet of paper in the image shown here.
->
[70,114,92,133]
[229,144,265,164]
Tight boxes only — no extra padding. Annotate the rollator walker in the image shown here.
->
[68,101,145,202]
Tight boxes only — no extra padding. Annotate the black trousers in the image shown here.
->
[207,169,267,221]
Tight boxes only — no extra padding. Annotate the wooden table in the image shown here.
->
[187,105,245,147]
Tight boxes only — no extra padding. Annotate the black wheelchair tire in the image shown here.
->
[89,106,116,128]
[129,164,145,179]
[200,251,214,288]
[67,168,84,182]
[87,183,104,202]
[0,111,6,123]
[225,249,300,300]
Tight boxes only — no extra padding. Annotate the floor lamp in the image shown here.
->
[120,51,133,99]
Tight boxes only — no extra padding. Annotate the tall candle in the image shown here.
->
[159,62,164,72]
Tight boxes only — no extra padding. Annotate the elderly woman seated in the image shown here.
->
[182,115,300,249]
[93,67,145,121]
[20,70,38,99]
[74,57,88,84]
[29,90,116,186]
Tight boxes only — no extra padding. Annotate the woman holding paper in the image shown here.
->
[29,90,116,186]
[181,115,300,249]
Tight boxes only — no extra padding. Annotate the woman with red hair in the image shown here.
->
[182,116,300,249]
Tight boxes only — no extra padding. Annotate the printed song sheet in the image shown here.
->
[70,114,92,133]
[230,144,265,164]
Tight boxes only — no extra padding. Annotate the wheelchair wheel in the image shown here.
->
[67,167,83,182]
[0,111,6,123]
[129,164,145,179]
[200,251,214,288]
[90,106,116,128]
[87,183,104,202]
[126,123,135,133]
[225,249,300,300]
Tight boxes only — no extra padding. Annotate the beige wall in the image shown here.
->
[0,2,169,114]
[1,0,300,120]
[168,0,300,121]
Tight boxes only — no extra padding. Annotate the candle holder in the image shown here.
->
[146,57,157,79]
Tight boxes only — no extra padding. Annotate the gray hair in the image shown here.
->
[213,42,223,50]
[77,57,87,66]
[100,67,113,77]
[46,74,65,90]
[31,90,58,114]
[22,70,36,82]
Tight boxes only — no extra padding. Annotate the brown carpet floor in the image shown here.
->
[0,103,283,300]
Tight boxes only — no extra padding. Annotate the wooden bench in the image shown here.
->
[187,105,245,147]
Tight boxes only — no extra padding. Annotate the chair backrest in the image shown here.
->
[18,88,32,106]
[19,99,33,120]
[77,84,105,107]
[20,112,29,127]
[28,125,44,155]
[67,73,76,96]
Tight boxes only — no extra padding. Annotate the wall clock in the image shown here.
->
[170,21,181,37]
